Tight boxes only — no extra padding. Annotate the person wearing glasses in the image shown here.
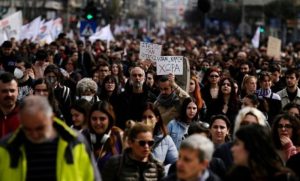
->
[82,101,123,173]
[102,123,165,181]
[228,124,298,181]
[271,114,300,163]
[213,107,268,170]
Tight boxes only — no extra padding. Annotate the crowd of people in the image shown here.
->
[0,26,300,180]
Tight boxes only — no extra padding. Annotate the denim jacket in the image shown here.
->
[167,119,189,149]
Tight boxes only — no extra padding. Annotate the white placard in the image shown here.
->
[156,56,183,75]
[0,11,23,44]
[139,42,162,61]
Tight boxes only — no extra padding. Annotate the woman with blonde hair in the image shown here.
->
[241,75,257,98]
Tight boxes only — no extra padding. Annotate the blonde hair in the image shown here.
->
[241,75,257,91]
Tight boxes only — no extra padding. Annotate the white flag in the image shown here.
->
[37,19,54,44]
[51,18,63,39]
[0,11,23,44]
[251,27,260,48]
[89,24,115,42]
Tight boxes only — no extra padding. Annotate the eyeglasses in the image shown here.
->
[277,124,293,129]
[135,139,155,147]
[222,83,231,86]
[132,74,143,77]
[210,75,219,78]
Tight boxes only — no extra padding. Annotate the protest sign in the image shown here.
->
[267,36,281,59]
[156,56,183,75]
[139,42,162,61]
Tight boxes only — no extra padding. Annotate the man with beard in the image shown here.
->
[154,74,190,125]
[277,68,300,108]
[0,72,19,138]
[116,66,153,129]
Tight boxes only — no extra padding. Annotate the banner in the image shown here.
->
[156,56,183,75]
[139,42,162,61]
[51,17,63,40]
[36,19,54,44]
[0,11,22,44]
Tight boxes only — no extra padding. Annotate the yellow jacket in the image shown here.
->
[0,118,101,181]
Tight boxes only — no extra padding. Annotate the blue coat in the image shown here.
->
[152,134,178,165]
[167,119,189,149]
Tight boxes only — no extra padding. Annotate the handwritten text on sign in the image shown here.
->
[157,56,183,75]
[139,42,162,61]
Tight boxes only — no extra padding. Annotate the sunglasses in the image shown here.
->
[135,139,155,147]
[277,124,293,129]
[210,75,219,78]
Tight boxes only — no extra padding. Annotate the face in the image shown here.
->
[0,80,18,108]
[129,131,153,162]
[271,71,280,82]
[240,114,258,126]
[142,109,158,129]
[90,111,109,135]
[221,79,232,95]
[287,107,300,117]
[70,108,85,127]
[2,47,12,56]
[34,83,49,97]
[208,71,220,84]
[260,76,272,89]
[186,102,198,121]
[130,67,145,89]
[146,73,154,87]
[111,64,119,75]
[277,119,293,139]
[231,139,249,166]
[177,148,208,181]
[65,60,74,72]
[240,64,250,74]
[104,79,116,92]
[210,119,229,144]
[99,66,110,80]
[242,97,255,108]
[21,111,54,144]
[93,72,99,83]
[189,79,196,93]
[159,81,173,97]
[45,72,58,86]
[286,73,298,88]
[245,78,257,93]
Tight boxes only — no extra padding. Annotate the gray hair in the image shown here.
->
[20,95,53,118]
[180,134,214,162]
[76,78,98,95]
[233,107,268,136]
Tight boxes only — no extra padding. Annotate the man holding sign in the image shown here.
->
[154,73,190,125]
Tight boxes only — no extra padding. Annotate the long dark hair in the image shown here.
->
[88,101,116,134]
[179,97,199,122]
[140,102,167,136]
[99,75,119,101]
[217,77,240,111]
[271,113,300,149]
[235,124,286,179]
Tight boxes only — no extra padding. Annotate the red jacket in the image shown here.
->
[0,106,20,138]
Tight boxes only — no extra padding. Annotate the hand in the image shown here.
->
[280,136,292,145]
[168,73,175,85]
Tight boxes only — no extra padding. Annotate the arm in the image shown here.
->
[168,73,190,98]
[164,135,178,165]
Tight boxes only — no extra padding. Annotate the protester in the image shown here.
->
[163,135,221,181]
[209,114,231,147]
[227,124,298,181]
[271,113,300,163]
[140,102,178,170]
[32,78,64,121]
[277,68,300,108]
[82,101,123,172]
[70,99,91,131]
[102,123,165,181]
[168,97,199,149]
[155,73,190,125]
[76,77,101,104]
[0,95,101,180]
[0,72,19,138]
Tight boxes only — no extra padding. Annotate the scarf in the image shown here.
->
[256,88,271,97]
[156,92,180,108]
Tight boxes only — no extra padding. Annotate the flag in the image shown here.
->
[89,24,115,42]
[36,19,54,44]
[251,27,260,48]
[0,11,23,44]
[51,18,63,39]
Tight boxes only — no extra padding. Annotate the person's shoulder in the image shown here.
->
[161,173,177,181]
